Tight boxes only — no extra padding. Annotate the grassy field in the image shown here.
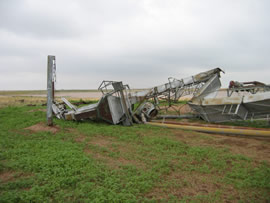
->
[0,103,269,202]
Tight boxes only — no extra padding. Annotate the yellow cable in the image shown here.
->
[148,122,270,137]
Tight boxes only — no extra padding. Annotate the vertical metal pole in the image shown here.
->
[47,55,55,126]
[52,82,55,100]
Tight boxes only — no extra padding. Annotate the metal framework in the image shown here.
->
[47,56,270,125]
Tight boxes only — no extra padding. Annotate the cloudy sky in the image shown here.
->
[0,0,269,90]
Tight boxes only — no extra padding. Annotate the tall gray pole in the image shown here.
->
[47,55,55,126]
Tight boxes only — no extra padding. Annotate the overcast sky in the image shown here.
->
[0,0,269,90]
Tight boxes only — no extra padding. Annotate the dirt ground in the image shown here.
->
[24,122,60,134]
[159,104,193,114]
[169,127,270,163]
[16,121,270,202]
[2,88,270,165]
[82,135,146,169]
[22,102,270,165]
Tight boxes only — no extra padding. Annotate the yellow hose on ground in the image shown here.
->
[148,122,270,137]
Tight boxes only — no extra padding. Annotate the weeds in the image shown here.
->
[223,120,270,128]
[0,105,269,202]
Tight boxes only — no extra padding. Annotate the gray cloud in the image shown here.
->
[0,0,269,90]
[0,1,79,39]
[0,0,142,39]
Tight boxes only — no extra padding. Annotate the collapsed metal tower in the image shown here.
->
[47,56,270,125]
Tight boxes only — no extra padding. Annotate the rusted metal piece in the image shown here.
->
[135,102,158,120]
[229,81,266,88]
[227,81,270,97]
[97,96,114,123]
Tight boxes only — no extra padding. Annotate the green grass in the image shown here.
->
[0,106,269,202]
[223,120,270,129]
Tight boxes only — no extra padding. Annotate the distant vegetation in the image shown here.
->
[0,89,147,96]
[0,90,99,96]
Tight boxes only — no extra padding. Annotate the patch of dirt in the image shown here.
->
[218,139,248,147]
[0,171,33,183]
[74,134,87,143]
[89,136,115,148]
[159,104,193,115]
[84,136,145,169]
[0,171,16,182]
[62,128,90,143]
[84,147,144,169]
[170,129,270,163]
[24,122,60,134]
[28,109,46,112]
[253,145,269,151]
[146,171,241,201]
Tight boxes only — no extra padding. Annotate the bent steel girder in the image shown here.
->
[48,56,269,125]
[48,61,225,125]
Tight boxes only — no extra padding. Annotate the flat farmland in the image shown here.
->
[0,92,269,202]
[0,89,102,99]
[0,90,103,108]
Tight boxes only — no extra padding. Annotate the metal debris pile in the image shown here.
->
[47,56,270,126]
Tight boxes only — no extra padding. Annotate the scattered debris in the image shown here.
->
[47,56,270,126]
